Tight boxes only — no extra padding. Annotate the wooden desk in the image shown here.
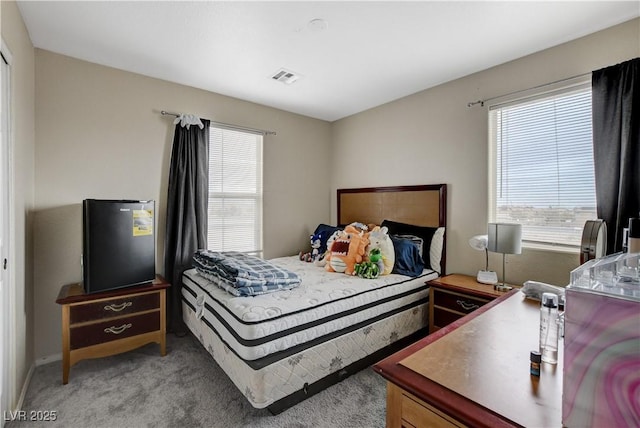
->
[374,291,563,427]
[56,276,170,384]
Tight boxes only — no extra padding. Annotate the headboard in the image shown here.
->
[337,184,447,275]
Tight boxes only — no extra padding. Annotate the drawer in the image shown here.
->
[432,289,489,315]
[70,311,159,349]
[401,392,464,428]
[70,292,160,324]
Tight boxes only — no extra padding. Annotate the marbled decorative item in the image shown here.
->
[563,287,640,427]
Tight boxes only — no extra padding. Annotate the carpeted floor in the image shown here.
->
[7,333,387,428]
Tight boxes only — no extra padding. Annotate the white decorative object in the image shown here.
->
[468,234,498,285]
[173,113,204,129]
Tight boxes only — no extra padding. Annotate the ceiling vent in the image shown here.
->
[271,68,300,85]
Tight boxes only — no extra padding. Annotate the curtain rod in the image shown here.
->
[161,110,276,136]
[466,71,591,108]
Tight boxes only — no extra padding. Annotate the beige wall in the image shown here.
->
[1,0,36,410]
[332,18,640,287]
[13,10,640,363]
[33,51,332,359]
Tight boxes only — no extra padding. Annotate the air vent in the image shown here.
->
[271,68,300,85]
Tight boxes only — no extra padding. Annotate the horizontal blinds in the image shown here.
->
[208,127,263,254]
[489,86,596,248]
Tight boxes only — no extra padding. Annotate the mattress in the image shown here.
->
[181,256,436,366]
[183,297,428,409]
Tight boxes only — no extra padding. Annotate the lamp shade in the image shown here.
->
[468,235,488,251]
[487,223,522,255]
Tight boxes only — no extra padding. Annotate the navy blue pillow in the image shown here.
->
[390,236,425,277]
[382,219,438,269]
[313,224,342,255]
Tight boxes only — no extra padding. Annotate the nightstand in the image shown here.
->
[56,276,170,384]
[428,274,509,333]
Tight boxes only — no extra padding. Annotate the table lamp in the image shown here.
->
[487,223,522,291]
[468,234,498,285]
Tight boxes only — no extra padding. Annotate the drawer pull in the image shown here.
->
[104,302,132,312]
[456,300,479,311]
[104,324,132,335]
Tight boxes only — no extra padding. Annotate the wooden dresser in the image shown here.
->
[56,276,170,384]
[373,291,563,428]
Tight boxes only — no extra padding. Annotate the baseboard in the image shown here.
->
[14,353,60,411]
[35,353,61,367]
[15,363,35,411]
[2,364,35,418]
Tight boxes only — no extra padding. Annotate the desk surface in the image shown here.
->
[374,291,563,427]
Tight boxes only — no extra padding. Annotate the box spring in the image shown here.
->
[181,258,434,411]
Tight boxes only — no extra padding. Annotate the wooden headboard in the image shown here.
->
[337,184,447,274]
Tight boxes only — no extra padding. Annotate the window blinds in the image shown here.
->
[489,85,596,248]
[208,127,263,255]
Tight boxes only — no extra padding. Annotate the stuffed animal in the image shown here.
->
[324,225,369,275]
[299,232,323,263]
[369,247,385,274]
[354,260,379,279]
[315,230,341,267]
[367,226,395,275]
[354,248,384,279]
[349,222,369,233]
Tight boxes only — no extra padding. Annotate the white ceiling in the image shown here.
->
[16,1,640,121]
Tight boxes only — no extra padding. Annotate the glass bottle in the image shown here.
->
[539,292,559,364]
[530,350,541,376]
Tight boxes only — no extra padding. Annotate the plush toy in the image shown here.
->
[349,222,369,233]
[353,248,384,279]
[369,247,385,274]
[299,232,323,263]
[298,251,311,262]
[324,225,369,275]
[354,261,379,279]
[315,230,341,267]
[366,226,395,275]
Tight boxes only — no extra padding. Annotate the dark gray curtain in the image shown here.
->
[164,119,210,333]
[592,58,640,254]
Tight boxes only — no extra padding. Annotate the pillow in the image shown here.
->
[381,220,439,270]
[313,224,342,255]
[429,227,445,274]
[392,234,424,258]
[389,236,424,277]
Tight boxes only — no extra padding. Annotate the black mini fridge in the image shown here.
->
[82,199,156,294]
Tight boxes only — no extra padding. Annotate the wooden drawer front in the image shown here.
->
[433,289,489,315]
[70,292,159,324]
[433,306,464,329]
[401,393,464,428]
[70,311,159,350]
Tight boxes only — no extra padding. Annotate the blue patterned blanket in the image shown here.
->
[193,250,301,296]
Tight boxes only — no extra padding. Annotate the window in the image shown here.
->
[489,83,596,250]
[208,126,263,255]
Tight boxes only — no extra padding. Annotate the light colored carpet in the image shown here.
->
[7,334,387,428]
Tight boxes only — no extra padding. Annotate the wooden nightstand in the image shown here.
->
[428,274,509,333]
[56,276,170,384]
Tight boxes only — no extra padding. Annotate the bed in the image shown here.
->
[181,184,447,413]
